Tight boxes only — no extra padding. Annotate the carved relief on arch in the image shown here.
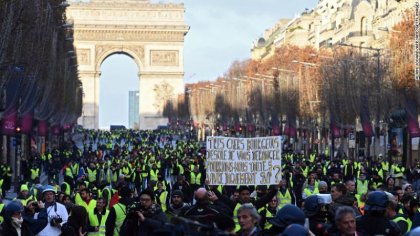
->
[95,44,145,69]
[124,45,145,62]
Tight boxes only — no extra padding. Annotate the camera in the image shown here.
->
[126,202,155,218]
[50,216,63,227]
[127,202,145,217]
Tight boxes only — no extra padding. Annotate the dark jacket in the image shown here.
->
[22,208,48,235]
[356,214,401,236]
[0,218,34,236]
[120,204,167,236]
[105,197,134,236]
[215,187,277,212]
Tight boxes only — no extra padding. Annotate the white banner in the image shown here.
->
[206,136,282,186]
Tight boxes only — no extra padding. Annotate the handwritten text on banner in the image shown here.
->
[206,136,282,185]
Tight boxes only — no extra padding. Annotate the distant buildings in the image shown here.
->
[128,91,139,129]
[251,0,414,60]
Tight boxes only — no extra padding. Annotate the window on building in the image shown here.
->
[360,17,368,36]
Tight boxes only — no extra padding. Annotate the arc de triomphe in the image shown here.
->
[66,0,189,130]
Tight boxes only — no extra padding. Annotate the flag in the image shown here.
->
[360,96,373,137]
[247,123,255,132]
[38,120,48,136]
[272,124,281,135]
[52,124,61,135]
[286,114,297,138]
[222,123,228,131]
[235,123,241,132]
[330,121,341,138]
[1,108,17,135]
[21,112,33,134]
[406,97,420,137]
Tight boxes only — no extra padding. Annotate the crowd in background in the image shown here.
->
[0,128,420,235]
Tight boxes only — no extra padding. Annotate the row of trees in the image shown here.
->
[166,10,419,145]
[0,0,82,133]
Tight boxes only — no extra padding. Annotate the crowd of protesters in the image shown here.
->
[0,128,420,235]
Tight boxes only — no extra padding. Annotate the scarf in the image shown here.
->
[11,217,23,228]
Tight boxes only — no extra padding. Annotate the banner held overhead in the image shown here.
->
[206,136,282,186]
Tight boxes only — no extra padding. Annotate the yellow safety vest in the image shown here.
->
[104,169,112,184]
[62,182,71,196]
[190,172,201,185]
[17,195,34,207]
[101,187,113,207]
[392,215,410,234]
[0,203,4,223]
[381,162,389,172]
[356,179,369,195]
[233,203,242,232]
[80,199,97,213]
[87,168,97,183]
[122,166,131,175]
[309,153,316,163]
[71,163,79,176]
[258,206,274,230]
[392,165,405,178]
[277,189,292,209]
[65,167,74,178]
[30,168,40,180]
[141,165,148,178]
[112,169,118,183]
[149,169,158,182]
[158,191,168,212]
[304,186,319,198]
[88,208,109,236]
[113,203,127,236]
[75,192,83,206]
[302,166,309,178]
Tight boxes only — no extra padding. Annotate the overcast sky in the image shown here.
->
[99,0,318,128]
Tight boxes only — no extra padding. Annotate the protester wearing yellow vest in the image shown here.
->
[155,182,169,212]
[71,162,80,179]
[0,201,4,223]
[30,166,40,181]
[356,173,369,196]
[190,166,202,191]
[61,181,72,197]
[387,196,410,235]
[149,165,159,182]
[277,179,292,209]
[87,164,98,183]
[101,186,114,208]
[75,182,88,206]
[105,185,132,236]
[215,185,277,232]
[88,198,109,236]
[303,178,319,199]
[79,188,97,213]
[15,184,34,207]
[64,162,74,185]
[258,196,278,230]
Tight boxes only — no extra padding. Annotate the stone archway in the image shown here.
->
[66,0,189,129]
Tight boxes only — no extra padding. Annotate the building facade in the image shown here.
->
[252,0,415,59]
